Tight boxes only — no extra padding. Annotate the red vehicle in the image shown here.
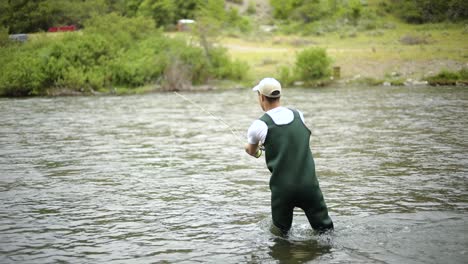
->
[48,25,76,32]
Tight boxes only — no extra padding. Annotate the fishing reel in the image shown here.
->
[255,144,265,158]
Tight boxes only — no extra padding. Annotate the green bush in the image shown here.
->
[227,8,253,33]
[0,50,45,96]
[294,47,332,82]
[0,13,249,96]
[0,26,10,46]
[83,13,157,48]
[110,36,169,87]
[246,1,256,15]
[424,68,467,85]
[276,65,295,86]
[35,32,115,93]
[387,0,468,23]
[207,47,249,81]
[0,0,108,34]
[459,67,468,80]
[427,70,460,81]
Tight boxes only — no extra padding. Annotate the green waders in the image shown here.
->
[260,109,334,234]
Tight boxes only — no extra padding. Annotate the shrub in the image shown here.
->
[208,47,249,81]
[0,26,10,46]
[429,70,460,80]
[424,68,467,85]
[246,1,256,15]
[0,13,249,96]
[36,33,114,93]
[294,47,332,82]
[387,0,468,23]
[459,67,468,80]
[83,13,157,48]
[0,50,45,96]
[276,65,295,87]
[109,35,170,87]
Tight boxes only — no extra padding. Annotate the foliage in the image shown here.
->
[83,13,157,47]
[0,26,10,46]
[270,0,467,35]
[270,0,380,35]
[294,47,332,82]
[0,0,204,33]
[0,13,249,96]
[2,0,466,35]
[227,0,244,4]
[270,0,303,20]
[137,0,176,27]
[459,67,468,80]
[424,68,468,85]
[0,0,108,34]
[0,48,45,96]
[276,65,295,87]
[246,1,257,15]
[384,0,468,23]
[428,70,460,80]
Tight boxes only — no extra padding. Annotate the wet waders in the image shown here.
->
[260,109,334,234]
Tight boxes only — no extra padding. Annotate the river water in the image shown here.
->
[0,86,467,263]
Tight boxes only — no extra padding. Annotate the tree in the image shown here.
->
[0,0,108,33]
[390,0,468,23]
[137,0,176,27]
[270,0,303,20]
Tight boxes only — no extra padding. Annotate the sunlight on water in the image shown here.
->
[0,86,467,263]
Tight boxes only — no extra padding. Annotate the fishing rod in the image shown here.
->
[174,91,245,145]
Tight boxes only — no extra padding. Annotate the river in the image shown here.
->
[0,86,467,263]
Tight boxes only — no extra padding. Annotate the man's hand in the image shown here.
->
[245,143,261,158]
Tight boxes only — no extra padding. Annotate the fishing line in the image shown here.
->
[174,91,245,145]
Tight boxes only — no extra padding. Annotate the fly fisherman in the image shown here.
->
[245,77,334,235]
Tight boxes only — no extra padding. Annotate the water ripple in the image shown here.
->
[0,86,467,263]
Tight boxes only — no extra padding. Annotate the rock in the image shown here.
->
[413,80,428,86]
[404,79,429,86]
[383,81,391,86]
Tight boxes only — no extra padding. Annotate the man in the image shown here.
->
[245,77,334,235]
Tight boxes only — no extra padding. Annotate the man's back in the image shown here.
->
[245,77,333,234]
[260,108,319,189]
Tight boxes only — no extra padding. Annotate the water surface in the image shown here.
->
[0,86,467,263]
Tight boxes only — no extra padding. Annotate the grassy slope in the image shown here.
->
[221,0,467,82]
[221,22,467,82]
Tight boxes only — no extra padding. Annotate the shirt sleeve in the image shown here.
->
[247,120,268,145]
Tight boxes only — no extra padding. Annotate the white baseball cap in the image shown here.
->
[252,77,282,98]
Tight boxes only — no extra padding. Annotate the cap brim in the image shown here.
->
[252,85,260,92]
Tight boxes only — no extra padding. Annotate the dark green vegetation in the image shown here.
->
[380,0,468,24]
[0,0,255,96]
[270,0,467,35]
[0,13,248,96]
[0,0,251,34]
[0,0,466,96]
[425,68,468,86]
[277,47,332,86]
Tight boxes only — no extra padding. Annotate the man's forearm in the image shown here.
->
[245,143,258,157]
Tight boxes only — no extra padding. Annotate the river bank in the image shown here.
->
[219,22,468,87]
[1,21,466,97]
